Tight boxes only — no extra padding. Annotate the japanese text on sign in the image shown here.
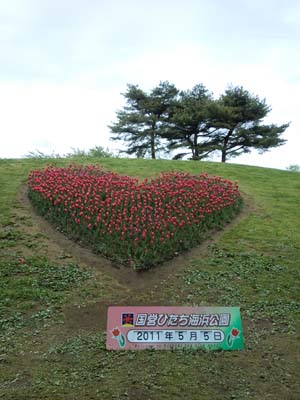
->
[106,306,244,351]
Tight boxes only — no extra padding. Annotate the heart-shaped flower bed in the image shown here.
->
[28,164,242,269]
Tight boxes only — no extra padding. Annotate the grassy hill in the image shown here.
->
[0,157,299,399]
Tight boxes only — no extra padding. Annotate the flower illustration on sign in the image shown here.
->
[112,327,126,348]
[226,327,240,347]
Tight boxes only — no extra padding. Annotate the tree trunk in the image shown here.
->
[192,133,199,160]
[186,137,195,160]
[221,129,233,163]
[150,129,156,159]
[221,149,226,162]
[192,151,200,161]
[194,146,199,160]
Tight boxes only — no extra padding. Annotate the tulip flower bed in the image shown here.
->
[28,164,242,269]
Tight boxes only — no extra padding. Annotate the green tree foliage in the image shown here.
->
[208,86,289,162]
[87,146,114,158]
[286,164,300,172]
[162,84,214,160]
[110,83,289,162]
[109,82,178,159]
[24,146,114,159]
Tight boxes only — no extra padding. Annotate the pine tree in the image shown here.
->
[162,84,214,160]
[209,86,289,162]
[109,82,178,159]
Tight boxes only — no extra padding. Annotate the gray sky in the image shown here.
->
[1,0,299,169]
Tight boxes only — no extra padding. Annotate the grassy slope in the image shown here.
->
[0,157,299,400]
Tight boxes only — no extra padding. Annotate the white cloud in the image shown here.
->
[0,82,123,157]
[0,0,299,169]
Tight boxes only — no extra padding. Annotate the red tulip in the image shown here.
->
[28,164,242,269]
[231,328,239,337]
[112,328,120,337]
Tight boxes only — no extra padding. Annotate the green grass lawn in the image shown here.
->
[0,157,299,399]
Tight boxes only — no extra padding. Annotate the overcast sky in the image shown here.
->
[1,0,299,169]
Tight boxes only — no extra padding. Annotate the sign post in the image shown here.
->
[106,306,244,351]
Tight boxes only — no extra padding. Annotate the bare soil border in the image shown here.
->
[19,184,253,290]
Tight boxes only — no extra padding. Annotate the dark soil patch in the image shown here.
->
[63,301,108,332]
[63,296,176,334]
